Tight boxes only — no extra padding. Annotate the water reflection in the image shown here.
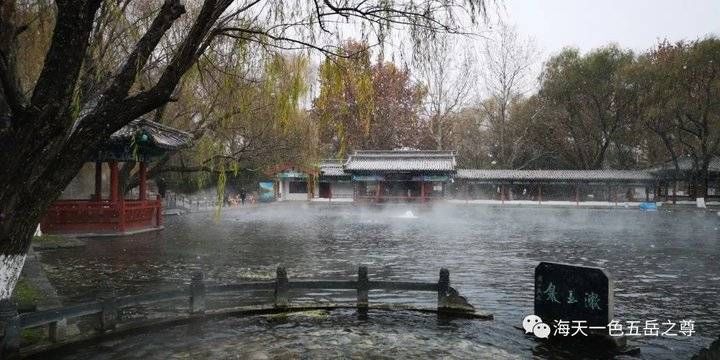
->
[55,310,520,360]
[39,204,720,359]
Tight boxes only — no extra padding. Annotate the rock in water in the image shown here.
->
[692,335,720,360]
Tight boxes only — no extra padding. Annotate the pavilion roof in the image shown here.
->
[94,118,192,162]
[109,118,193,151]
[455,169,656,183]
[344,150,456,172]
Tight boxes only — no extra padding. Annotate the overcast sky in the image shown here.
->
[305,0,720,102]
[502,0,720,55]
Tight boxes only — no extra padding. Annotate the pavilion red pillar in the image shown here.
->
[538,184,543,204]
[156,194,163,226]
[575,183,580,206]
[420,182,425,203]
[110,161,119,202]
[500,184,505,204]
[118,193,126,232]
[613,185,618,206]
[139,162,147,201]
[654,182,660,202]
[672,181,677,205]
[109,161,126,232]
[95,161,102,202]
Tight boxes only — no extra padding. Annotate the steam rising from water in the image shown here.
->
[40,203,720,359]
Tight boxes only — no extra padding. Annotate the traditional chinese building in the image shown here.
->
[260,149,717,206]
[646,155,720,203]
[318,159,353,200]
[452,169,657,204]
[41,119,192,236]
[343,150,457,203]
[263,162,318,201]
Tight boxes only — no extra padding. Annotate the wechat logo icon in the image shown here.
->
[523,314,551,339]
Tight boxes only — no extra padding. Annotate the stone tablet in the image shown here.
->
[534,262,613,327]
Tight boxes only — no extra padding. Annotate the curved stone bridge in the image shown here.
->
[0,266,492,359]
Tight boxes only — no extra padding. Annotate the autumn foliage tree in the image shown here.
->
[313,41,430,157]
[313,41,375,156]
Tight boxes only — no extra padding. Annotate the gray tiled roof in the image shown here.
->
[344,150,456,172]
[646,156,720,173]
[110,118,193,150]
[319,159,348,177]
[455,169,656,182]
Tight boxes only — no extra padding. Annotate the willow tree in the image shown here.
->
[125,45,315,198]
[313,41,375,157]
[0,0,486,299]
[314,41,431,156]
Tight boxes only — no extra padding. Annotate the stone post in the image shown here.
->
[437,268,450,308]
[436,268,475,314]
[274,267,289,308]
[0,299,20,357]
[190,271,206,314]
[49,318,68,342]
[96,282,117,332]
[357,266,369,311]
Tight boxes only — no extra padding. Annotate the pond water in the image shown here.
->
[39,204,720,359]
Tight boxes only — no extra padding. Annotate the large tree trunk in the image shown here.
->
[696,159,710,208]
[659,132,681,205]
[0,0,226,299]
[0,216,32,301]
[0,0,104,300]
[1,135,103,296]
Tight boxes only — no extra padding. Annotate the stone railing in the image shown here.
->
[0,266,490,358]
